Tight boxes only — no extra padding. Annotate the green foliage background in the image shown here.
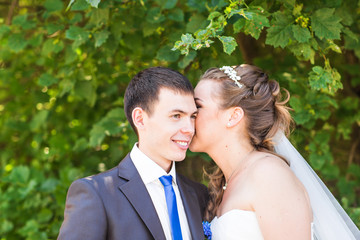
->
[0,0,359,239]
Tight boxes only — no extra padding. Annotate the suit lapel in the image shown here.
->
[177,174,204,240]
[117,155,166,240]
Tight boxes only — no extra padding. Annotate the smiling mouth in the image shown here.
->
[173,140,190,148]
[176,141,187,146]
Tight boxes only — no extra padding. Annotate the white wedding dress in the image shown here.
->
[210,209,315,240]
[209,132,360,239]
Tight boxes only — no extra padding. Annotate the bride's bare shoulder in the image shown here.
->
[246,152,302,192]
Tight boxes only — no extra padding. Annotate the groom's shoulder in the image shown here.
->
[74,153,131,185]
[69,165,119,191]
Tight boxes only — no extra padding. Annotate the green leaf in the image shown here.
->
[309,65,342,93]
[265,12,293,48]
[73,138,89,152]
[70,0,89,11]
[292,4,303,16]
[178,50,197,68]
[233,18,246,33]
[69,12,83,24]
[172,33,195,55]
[168,9,184,22]
[37,208,53,223]
[9,166,30,184]
[277,0,295,8]
[164,0,177,9]
[75,80,97,106]
[65,26,88,41]
[0,25,10,39]
[12,14,27,26]
[156,45,180,62]
[208,11,222,20]
[0,219,14,235]
[311,8,342,40]
[8,33,28,52]
[89,108,126,147]
[288,43,315,63]
[64,45,78,64]
[218,36,237,55]
[89,124,106,147]
[42,39,64,56]
[243,11,270,39]
[326,40,342,53]
[86,0,101,8]
[30,110,49,131]
[292,25,311,43]
[146,7,166,24]
[186,14,207,33]
[46,24,64,35]
[65,26,89,48]
[89,8,109,26]
[343,28,358,42]
[44,0,64,12]
[29,34,44,47]
[289,97,313,125]
[142,21,158,37]
[38,73,59,87]
[309,66,330,90]
[41,178,59,192]
[94,30,110,47]
[18,220,40,238]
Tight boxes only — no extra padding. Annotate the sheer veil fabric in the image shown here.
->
[274,132,360,240]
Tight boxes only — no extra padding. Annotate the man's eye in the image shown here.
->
[172,114,181,119]
[196,105,202,109]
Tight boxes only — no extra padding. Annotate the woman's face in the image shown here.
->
[190,80,226,153]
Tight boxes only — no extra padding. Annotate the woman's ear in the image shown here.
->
[226,107,244,128]
[132,107,146,131]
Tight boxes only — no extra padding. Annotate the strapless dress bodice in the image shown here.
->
[210,209,264,240]
[210,209,314,240]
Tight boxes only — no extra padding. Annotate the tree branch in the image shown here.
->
[235,32,253,64]
[6,0,18,25]
[346,133,360,180]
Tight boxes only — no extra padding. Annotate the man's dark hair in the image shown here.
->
[124,66,194,134]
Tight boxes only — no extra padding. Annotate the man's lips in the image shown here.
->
[172,140,190,149]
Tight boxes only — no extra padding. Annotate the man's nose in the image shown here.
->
[181,118,195,135]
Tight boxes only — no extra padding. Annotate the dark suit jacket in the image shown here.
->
[57,154,209,240]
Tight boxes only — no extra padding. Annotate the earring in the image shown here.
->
[227,122,231,127]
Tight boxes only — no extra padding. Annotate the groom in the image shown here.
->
[57,67,208,240]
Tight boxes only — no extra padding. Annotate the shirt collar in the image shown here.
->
[130,143,177,185]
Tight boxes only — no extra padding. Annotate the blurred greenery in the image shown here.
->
[0,0,359,239]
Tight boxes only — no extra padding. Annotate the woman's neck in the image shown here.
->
[208,138,254,182]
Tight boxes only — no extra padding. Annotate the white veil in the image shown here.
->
[274,132,360,240]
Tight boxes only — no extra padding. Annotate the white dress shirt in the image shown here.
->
[130,143,192,240]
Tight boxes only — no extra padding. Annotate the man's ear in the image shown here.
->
[132,107,146,130]
[226,107,244,128]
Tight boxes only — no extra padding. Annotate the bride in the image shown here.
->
[189,64,360,239]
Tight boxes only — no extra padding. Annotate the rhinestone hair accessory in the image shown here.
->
[219,66,243,88]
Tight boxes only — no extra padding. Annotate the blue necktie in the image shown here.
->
[159,175,183,240]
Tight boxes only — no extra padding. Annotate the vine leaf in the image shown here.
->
[218,36,237,55]
[311,8,342,40]
[292,25,311,43]
[265,12,293,48]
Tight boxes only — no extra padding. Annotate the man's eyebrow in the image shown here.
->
[169,109,198,115]
[169,109,186,113]
[194,97,203,102]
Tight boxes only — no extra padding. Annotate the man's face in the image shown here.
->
[138,88,197,170]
